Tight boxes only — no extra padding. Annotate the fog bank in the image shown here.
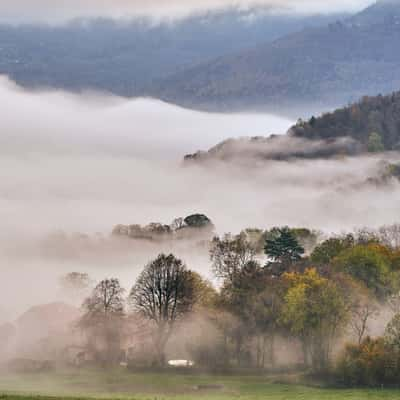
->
[1,75,400,317]
[0,77,291,161]
[1,73,398,237]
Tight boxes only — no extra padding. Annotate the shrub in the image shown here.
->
[335,337,400,386]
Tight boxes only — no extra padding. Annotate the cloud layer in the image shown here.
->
[0,0,374,24]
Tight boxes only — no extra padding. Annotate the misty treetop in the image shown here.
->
[80,279,126,329]
[112,213,214,242]
[264,227,305,272]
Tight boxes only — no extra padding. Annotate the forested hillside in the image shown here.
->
[290,91,400,151]
[0,11,343,95]
[151,0,400,113]
[2,2,400,114]
[184,90,400,163]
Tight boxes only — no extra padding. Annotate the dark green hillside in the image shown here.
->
[184,90,400,163]
[289,91,400,150]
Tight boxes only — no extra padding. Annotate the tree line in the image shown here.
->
[290,91,400,152]
[70,224,400,385]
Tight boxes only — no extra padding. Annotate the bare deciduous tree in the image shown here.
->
[129,254,196,365]
[349,302,379,345]
[170,217,185,231]
[210,233,256,283]
[83,279,125,317]
[80,278,125,365]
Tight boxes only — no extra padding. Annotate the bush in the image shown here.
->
[335,337,400,386]
[385,313,400,350]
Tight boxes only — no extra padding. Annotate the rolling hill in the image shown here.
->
[150,0,400,114]
[0,10,344,96]
[184,89,400,163]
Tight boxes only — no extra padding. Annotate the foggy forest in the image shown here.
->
[1,1,400,400]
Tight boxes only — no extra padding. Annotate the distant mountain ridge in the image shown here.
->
[149,0,400,114]
[2,2,399,114]
[0,10,345,96]
[349,0,400,26]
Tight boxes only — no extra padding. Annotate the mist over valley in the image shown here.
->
[2,2,400,397]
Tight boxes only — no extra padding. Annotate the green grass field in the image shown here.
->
[0,369,399,400]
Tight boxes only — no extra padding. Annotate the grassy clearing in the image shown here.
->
[0,369,399,400]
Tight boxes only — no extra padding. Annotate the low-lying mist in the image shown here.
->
[1,75,400,319]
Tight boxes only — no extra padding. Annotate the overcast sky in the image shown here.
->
[0,0,375,24]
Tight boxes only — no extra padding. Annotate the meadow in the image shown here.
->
[0,369,399,400]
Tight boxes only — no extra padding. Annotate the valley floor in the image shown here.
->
[0,369,399,400]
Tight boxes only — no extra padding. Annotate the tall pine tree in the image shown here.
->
[264,227,304,273]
